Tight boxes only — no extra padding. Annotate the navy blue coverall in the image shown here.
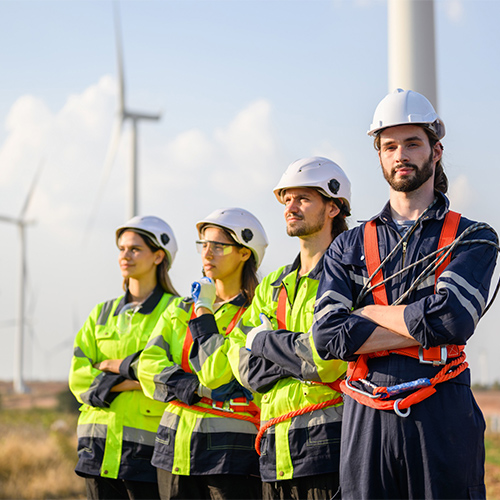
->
[312,194,498,499]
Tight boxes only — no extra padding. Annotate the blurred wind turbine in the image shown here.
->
[84,3,161,237]
[0,161,43,393]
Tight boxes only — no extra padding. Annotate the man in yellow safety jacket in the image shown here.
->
[189,157,352,499]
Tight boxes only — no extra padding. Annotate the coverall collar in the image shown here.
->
[370,191,451,226]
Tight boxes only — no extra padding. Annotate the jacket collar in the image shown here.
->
[271,253,325,287]
[115,284,165,316]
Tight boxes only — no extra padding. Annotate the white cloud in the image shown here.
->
[444,0,465,24]
[0,79,286,380]
[448,174,475,212]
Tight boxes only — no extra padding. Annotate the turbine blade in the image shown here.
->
[0,214,19,224]
[83,117,123,241]
[20,159,44,220]
[114,2,126,117]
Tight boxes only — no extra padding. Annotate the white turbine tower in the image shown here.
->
[388,0,438,109]
[0,162,43,393]
[85,4,161,235]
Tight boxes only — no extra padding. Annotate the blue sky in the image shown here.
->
[0,0,499,383]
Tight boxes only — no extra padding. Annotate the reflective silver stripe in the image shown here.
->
[73,345,92,361]
[97,300,115,326]
[144,334,170,352]
[237,348,252,390]
[294,333,321,382]
[436,281,480,326]
[77,422,107,439]
[440,270,486,312]
[152,365,183,402]
[80,373,106,405]
[163,403,256,434]
[160,409,180,429]
[263,405,343,434]
[313,302,349,323]
[348,270,368,287]
[193,414,256,434]
[416,275,435,291]
[122,426,156,446]
[190,334,225,372]
[315,289,352,310]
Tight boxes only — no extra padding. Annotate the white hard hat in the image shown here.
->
[116,215,178,269]
[368,88,445,139]
[196,207,268,268]
[273,156,351,213]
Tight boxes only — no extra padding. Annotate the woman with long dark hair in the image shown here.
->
[138,208,270,500]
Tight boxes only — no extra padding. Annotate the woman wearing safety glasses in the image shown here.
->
[138,208,279,500]
[69,216,179,500]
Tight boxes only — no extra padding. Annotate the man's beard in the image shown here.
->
[286,205,326,237]
[382,152,434,192]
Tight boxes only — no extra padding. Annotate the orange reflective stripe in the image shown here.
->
[435,210,461,284]
[276,287,287,330]
[364,220,389,306]
[182,304,247,374]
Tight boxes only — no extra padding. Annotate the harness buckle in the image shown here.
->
[228,398,251,407]
[212,401,234,412]
[418,345,448,366]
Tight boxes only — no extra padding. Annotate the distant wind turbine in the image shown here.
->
[85,4,162,236]
[0,161,43,393]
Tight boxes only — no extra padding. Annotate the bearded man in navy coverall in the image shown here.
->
[311,89,498,499]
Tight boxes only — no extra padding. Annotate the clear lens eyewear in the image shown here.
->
[196,240,240,256]
[116,302,142,335]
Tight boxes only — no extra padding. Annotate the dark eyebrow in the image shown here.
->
[404,136,425,143]
[381,135,424,146]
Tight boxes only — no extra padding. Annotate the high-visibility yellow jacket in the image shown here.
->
[68,286,175,482]
[138,294,276,476]
[189,256,346,481]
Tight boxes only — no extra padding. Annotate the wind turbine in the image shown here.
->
[388,0,438,108]
[85,4,161,235]
[0,161,43,394]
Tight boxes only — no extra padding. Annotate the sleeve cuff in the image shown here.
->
[189,314,219,339]
[88,373,125,407]
[119,352,141,380]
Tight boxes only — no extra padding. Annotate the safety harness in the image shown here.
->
[341,210,469,417]
[255,285,344,455]
[170,304,260,428]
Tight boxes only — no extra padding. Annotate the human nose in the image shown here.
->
[120,248,131,259]
[202,243,214,259]
[394,145,409,163]
[284,198,299,216]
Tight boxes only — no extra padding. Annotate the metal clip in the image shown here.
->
[418,345,447,366]
[212,401,234,412]
[394,399,411,418]
[344,377,383,399]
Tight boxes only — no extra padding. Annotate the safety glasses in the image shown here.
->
[196,240,240,256]
[116,303,142,335]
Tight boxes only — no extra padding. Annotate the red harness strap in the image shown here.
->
[254,285,344,455]
[169,397,261,429]
[342,211,466,412]
[276,287,288,329]
[174,304,259,425]
[181,304,246,374]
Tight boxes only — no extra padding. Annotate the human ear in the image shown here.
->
[154,250,165,265]
[328,200,340,219]
[239,247,251,262]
